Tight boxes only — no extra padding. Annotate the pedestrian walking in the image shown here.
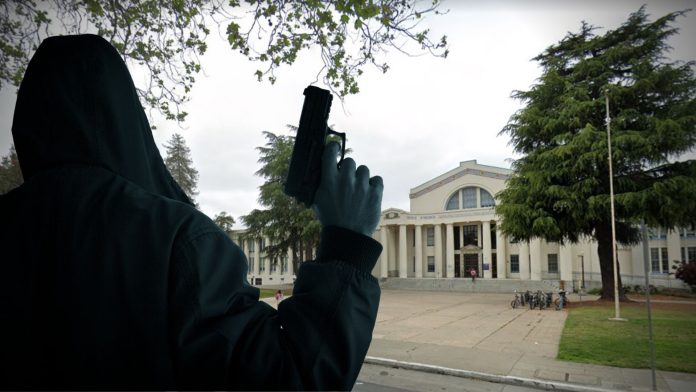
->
[470,268,477,282]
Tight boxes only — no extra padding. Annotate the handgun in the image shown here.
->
[284,86,346,207]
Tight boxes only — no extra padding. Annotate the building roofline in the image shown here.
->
[409,160,512,198]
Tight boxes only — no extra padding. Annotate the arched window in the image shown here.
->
[446,192,459,210]
[462,187,477,209]
[480,188,495,207]
[445,186,496,210]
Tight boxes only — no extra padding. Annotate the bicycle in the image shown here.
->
[522,290,531,307]
[554,290,569,310]
[511,290,523,309]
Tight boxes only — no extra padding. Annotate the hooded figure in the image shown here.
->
[0,35,382,390]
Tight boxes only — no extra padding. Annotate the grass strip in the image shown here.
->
[558,303,696,373]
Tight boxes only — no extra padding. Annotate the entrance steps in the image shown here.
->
[379,278,560,294]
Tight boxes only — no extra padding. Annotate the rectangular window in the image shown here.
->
[651,248,660,272]
[427,256,435,272]
[491,225,497,249]
[687,227,696,238]
[689,247,696,263]
[462,187,477,209]
[281,256,288,273]
[260,238,266,251]
[270,260,277,273]
[259,257,265,272]
[510,254,519,273]
[427,227,434,247]
[648,227,667,240]
[547,254,558,273]
[249,256,254,272]
[249,239,255,252]
[661,248,669,272]
[683,247,687,263]
[463,225,478,246]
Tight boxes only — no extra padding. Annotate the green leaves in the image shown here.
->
[241,127,321,268]
[1,1,448,125]
[213,211,236,233]
[164,133,199,206]
[224,0,448,99]
[497,6,696,246]
[0,145,23,195]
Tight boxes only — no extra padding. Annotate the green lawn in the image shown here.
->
[558,303,696,373]
[259,288,278,298]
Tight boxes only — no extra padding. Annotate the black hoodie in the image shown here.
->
[0,34,381,390]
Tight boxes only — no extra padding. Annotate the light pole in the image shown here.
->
[605,90,626,322]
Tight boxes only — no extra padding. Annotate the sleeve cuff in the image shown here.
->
[316,226,383,275]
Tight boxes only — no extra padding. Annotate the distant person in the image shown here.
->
[0,34,384,390]
[470,268,477,282]
[275,289,284,306]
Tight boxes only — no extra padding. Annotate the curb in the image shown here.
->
[364,356,618,392]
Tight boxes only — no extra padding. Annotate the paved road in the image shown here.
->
[364,289,696,392]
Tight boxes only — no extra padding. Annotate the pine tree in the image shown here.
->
[497,7,696,301]
[242,128,322,273]
[0,145,23,195]
[164,133,199,206]
[213,211,236,233]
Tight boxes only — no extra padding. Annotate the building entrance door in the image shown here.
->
[463,253,479,277]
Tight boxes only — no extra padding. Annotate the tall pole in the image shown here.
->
[605,91,623,321]
[641,220,658,391]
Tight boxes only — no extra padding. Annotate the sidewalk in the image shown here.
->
[364,289,696,392]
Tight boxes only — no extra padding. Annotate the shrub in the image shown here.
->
[674,260,696,292]
[587,287,602,295]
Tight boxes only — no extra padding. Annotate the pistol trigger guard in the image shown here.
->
[327,128,346,167]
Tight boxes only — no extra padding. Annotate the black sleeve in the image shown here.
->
[168,225,382,390]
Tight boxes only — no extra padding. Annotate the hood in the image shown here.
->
[11,34,192,205]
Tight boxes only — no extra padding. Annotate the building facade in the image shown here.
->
[372,160,695,290]
[233,159,696,289]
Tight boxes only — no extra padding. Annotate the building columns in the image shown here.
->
[253,239,260,276]
[519,240,530,280]
[380,226,389,278]
[398,225,408,278]
[560,242,573,284]
[415,225,423,278]
[446,223,455,278]
[287,247,294,277]
[482,221,492,279]
[530,238,542,280]
[496,228,507,279]
[434,224,443,278]
[667,229,681,270]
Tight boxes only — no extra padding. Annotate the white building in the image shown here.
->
[234,160,696,290]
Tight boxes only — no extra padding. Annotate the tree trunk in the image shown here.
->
[595,223,629,301]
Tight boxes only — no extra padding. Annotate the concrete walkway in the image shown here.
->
[364,289,696,392]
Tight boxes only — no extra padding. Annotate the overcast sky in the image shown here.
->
[1,0,695,229]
